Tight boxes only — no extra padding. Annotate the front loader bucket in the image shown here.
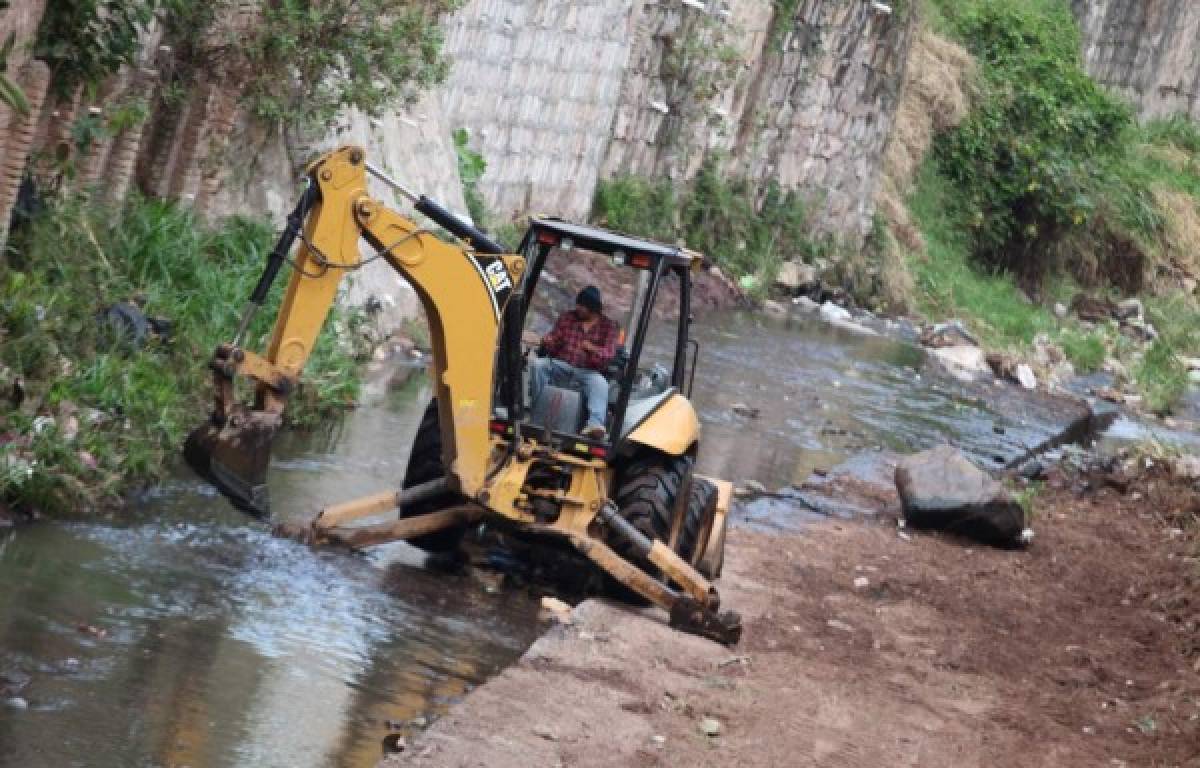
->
[183,406,281,516]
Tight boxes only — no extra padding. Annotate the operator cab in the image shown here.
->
[490,218,700,462]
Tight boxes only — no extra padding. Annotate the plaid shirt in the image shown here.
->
[543,310,619,371]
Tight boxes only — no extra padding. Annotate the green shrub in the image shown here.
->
[453,128,489,228]
[592,162,823,294]
[591,175,678,243]
[930,0,1156,286]
[907,160,1056,348]
[1,195,362,514]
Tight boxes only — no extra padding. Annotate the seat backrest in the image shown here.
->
[530,384,585,434]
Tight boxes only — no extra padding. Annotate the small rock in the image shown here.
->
[650,734,666,747]
[1019,528,1035,544]
[930,345,991,382]
[826,619,854,633]
[699,717,722,737]
[1114,298,1143,321]
[533,725,558,741]
[1102,358,1128,378]
[1053,302,1068,319]
[1015,364,1037,390]
[1181,357,1200,372]
[539,596,573,625]
[762,299,787,315]
[791,296,820,312]
[775,261,817,291]
[819,301,852,324]
[5,697,27,710]
[1172,455,1200,480]
[382,734,407,754]
[828,317,879,336]
[920,320,978,348]
[734,480,766,498]
[411,716,428,728]
[1120,318,1157,342]
[1092,386,1125,404]
[1070,293,1116,323]
[853,576,869,589]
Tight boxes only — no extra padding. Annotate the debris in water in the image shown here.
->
[731,402,759,419]
[76,623,107,639]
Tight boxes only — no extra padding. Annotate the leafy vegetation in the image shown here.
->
[1058,329,1106,374]
[1,196,364,515]
[453,128,489,228]
[928,0,1157,287]
[166,0,459,129]
[899,0,1200,411]
[592,162,824,295]
[35,0,160,95]
[907,162,1057,349]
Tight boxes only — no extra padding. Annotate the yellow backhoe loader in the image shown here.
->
[184,146,741,645]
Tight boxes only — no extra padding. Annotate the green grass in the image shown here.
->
[907,161,1057,350]
[1059,329,1107,374]
[1,194,363,515]
[1132,296,1200,414]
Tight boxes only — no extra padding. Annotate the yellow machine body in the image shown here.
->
[185,146,740,645]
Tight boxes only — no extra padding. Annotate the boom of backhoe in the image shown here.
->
[184,146,741,645]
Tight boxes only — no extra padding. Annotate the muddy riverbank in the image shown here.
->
[381,458,1200,768]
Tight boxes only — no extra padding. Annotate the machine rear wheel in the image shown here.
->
[400,399,468,553]
[679,476,716,564]
[612,453,694,565]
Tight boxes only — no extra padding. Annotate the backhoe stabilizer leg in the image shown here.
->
[568,508,742,646]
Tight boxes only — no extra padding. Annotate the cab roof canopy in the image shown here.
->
[529,217,700,270]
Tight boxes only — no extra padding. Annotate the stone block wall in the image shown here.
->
[439,0,639,220]
[727,0,915,243]
[1072,0,1200,122]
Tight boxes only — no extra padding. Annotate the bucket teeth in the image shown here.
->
[183,407,280,516]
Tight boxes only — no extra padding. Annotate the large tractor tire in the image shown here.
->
[686,477,724,580]
[399,399,468,553]
[612,453,695,565]
[681,476,719,571]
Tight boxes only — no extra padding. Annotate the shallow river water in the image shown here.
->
[0,309,1124,767]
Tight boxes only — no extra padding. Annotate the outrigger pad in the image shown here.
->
[183,406,279,517]
[669,597,743,646]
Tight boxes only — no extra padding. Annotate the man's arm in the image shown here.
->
[541,313,568,357]
[584,319,619,370]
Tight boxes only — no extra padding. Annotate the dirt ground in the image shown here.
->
[381,461,1200,767]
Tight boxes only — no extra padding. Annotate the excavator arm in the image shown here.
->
[184,146,525,514]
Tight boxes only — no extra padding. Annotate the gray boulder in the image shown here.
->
[894,445,1026,547]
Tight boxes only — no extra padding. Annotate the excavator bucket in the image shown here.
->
[183,405,280,516]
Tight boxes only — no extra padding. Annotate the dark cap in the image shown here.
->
[576,285,603,312]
